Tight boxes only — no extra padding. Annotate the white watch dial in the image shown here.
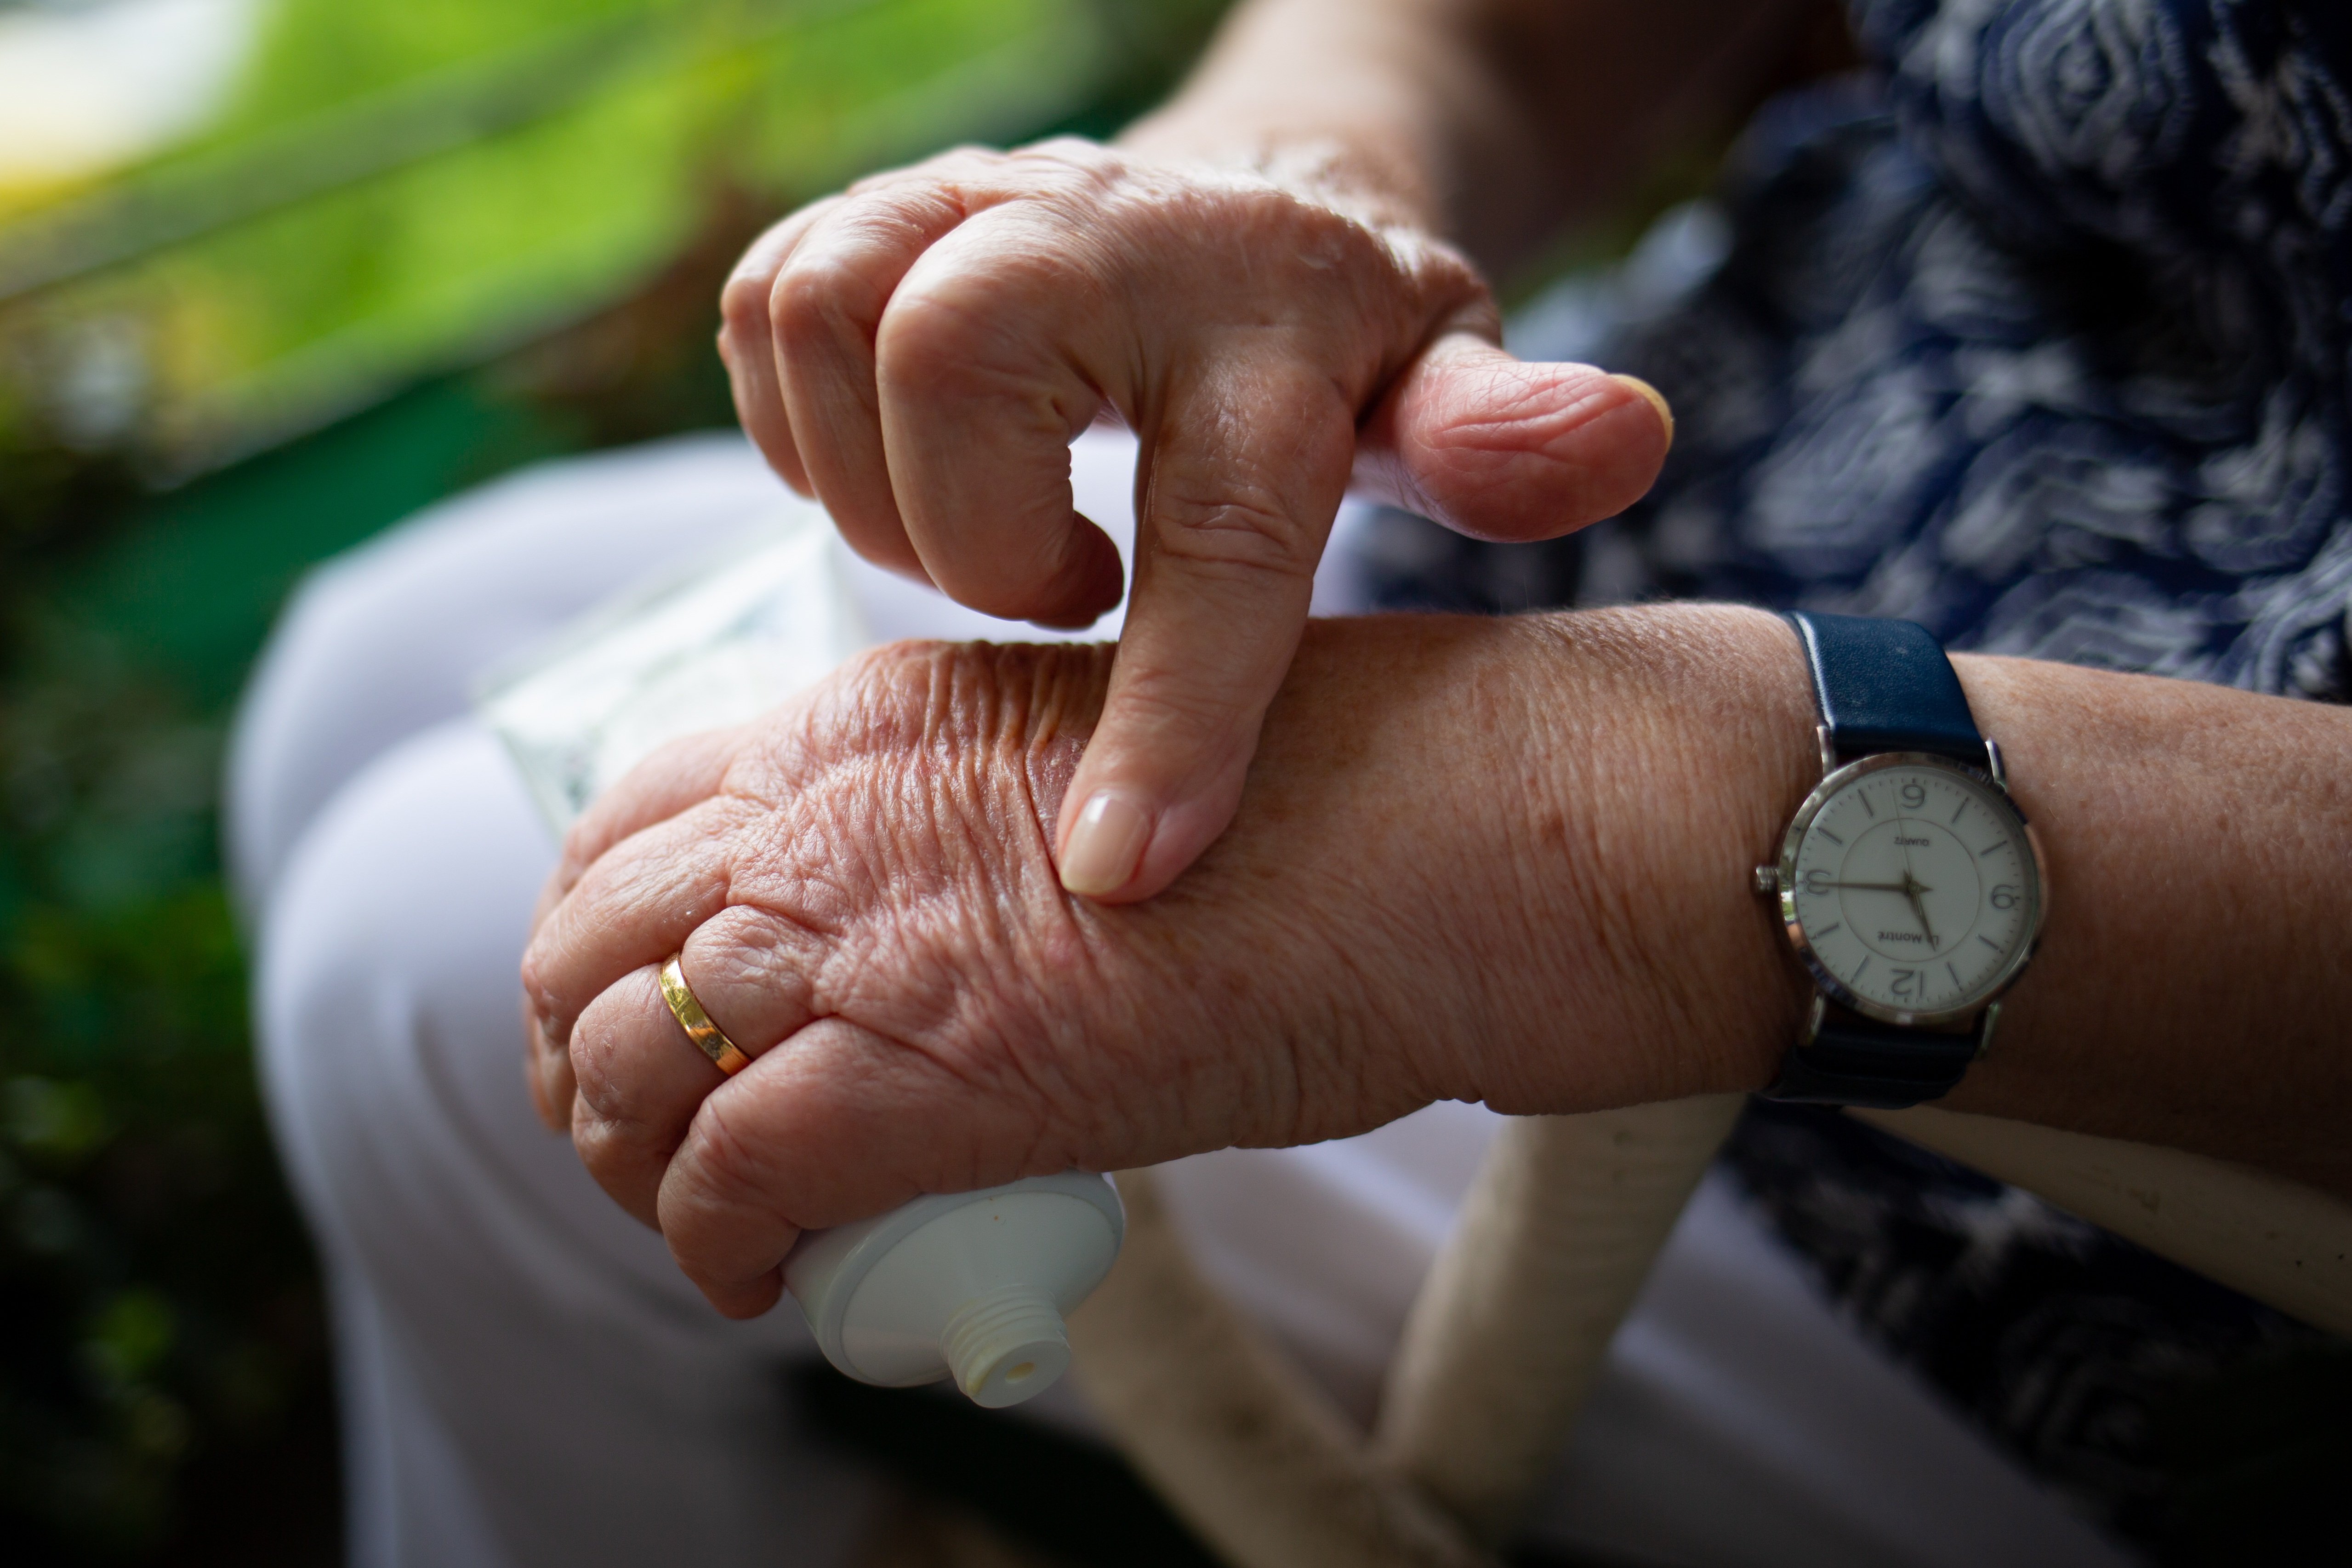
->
[1787,758,2039,1020]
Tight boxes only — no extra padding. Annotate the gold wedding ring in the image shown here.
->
[658,956,753,1076]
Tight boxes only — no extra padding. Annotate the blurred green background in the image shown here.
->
[0,2,1225,1560]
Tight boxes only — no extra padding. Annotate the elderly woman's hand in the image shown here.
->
[717,137,1674,904]
[519,610,1812,1318]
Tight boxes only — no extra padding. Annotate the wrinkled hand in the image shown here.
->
[519,610,1811,1320]
[718,138,1674,901]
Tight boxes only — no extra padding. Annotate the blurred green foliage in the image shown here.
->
[0,1,1227,1560]
[1,0,1184,468]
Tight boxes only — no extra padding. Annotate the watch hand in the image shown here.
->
[1891,816,1938,951]
[1814,880,1913,892]
[1902,870,1938,950]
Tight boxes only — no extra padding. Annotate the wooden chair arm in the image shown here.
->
[1856,1106,2352,1338]
[1066,1100,2352,1566]
[1372,1097,1746,1539]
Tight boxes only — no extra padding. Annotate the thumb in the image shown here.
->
[1356,333,1674,542]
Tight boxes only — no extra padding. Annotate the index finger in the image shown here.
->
[1055,354,1359,900]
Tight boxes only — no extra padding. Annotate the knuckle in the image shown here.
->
[1021,133,1100,162]
[771,250,880,355]
[863,144,994,193]
[719,266,775,339]
[675,1095,779,1221]
[692,922,777,994]
[518,941,547,1000]
[1151,482,1323,579]
[875,279,998,385]
[687,907,824,1018]
[567,1010,655,1136]
[880,247,1086,386]
[1013,135,1117,183]
[518,944,562,1022]
[555,818,604,883]
[566,1086,637,1177]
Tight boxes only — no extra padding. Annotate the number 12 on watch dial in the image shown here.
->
[1780,754,2043,1025]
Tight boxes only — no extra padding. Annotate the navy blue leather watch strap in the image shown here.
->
[1766,1009,1985,1107]
[1787,611,1988,767]
[1766,612,1993,1107]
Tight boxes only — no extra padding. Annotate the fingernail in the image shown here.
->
[1059,791,1152,897]
[1611,374,1674,447]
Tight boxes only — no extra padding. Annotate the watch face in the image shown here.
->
[1782,754,2043,1024]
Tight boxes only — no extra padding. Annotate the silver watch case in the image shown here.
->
[1765,739,2049,1032]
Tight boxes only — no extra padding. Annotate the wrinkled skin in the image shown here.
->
[716,137,1673,901]
[520,610,1814,1318]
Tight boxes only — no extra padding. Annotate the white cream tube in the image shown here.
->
[783,1172,1125,1408]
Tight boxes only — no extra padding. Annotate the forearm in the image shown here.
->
[1942,651,2352,1193]
[1121,0,1827,272]
[1495,605,2352,1197]
[532,605,2351,1263]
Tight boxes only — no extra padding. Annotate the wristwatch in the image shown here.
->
[1754,612,2047,1107]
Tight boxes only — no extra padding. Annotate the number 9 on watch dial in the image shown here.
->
[1778,753,2044,1025]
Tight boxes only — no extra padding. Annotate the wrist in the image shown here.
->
[1112,0,1489,243]
[1485,604,1818,1111]
[1116,18,1452,242]
[1114,115,1443,236]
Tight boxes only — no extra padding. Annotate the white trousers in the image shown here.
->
[230,431,2132,1568]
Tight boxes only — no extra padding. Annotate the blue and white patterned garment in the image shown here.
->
[1600,0,2352,696]
[1367,0,2348,1551]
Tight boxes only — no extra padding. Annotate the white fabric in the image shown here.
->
[233,429,2134,1568]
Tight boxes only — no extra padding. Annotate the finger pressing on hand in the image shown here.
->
[1356,332,1674,542]
[1050,355,1360,901]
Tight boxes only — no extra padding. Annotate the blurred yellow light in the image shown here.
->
[0,0,262,203]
